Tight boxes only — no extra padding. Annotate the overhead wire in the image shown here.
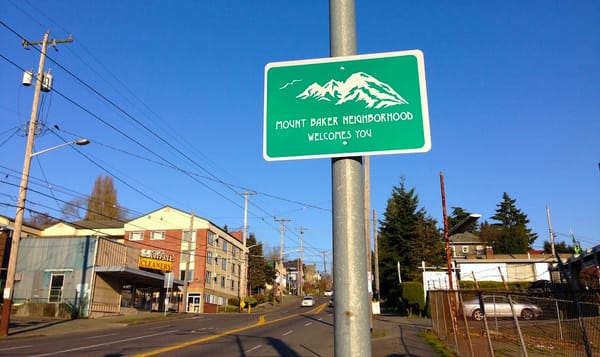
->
[1,19,332,259]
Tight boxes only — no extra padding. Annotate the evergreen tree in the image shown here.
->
[246,233,266,295]
[85,175,124,221]
[378,178,444,304]
[484,192,538,254]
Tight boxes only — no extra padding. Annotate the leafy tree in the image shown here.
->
[84,175,125,221]
[377,178,444,305]
[543,240,575,254]
[482,192,538,254]
[479,221,502,248]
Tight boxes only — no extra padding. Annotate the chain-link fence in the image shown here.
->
[429,290,600,357]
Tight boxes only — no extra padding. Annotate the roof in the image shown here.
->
[456,253,557,263]
[449,232,483,244]
[70,220,125,229]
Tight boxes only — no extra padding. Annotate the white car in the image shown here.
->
[301,295,315,307]
[324,289,333,297]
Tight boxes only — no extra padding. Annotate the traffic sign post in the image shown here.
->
[263,50,430,161]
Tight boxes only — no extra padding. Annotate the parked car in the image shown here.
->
[328,298,334,307]
[301,295,315,307]
[463,295,542,320]
[324,289,333,297]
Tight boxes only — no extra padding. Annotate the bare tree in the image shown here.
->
[61,197,86,221]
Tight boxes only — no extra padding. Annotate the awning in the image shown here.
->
[94,266,184,287]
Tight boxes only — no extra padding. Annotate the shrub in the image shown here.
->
[244,296,258,307]
[228,297,240,307]
[401,281,425,316]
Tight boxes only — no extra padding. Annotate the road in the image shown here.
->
[0,298,334,357]
[0,296,440,356]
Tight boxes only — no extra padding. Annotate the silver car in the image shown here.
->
[462,295,542,320]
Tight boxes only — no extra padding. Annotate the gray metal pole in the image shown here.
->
[330,3,370,354]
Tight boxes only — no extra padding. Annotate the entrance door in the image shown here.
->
[187,294,201,313]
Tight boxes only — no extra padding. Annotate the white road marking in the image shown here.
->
[245,345,262,353]
[30,330,177,357]
[85,333,118,339]
[282,330,294,336]
[0,345,33,351]
[304,322,312,326]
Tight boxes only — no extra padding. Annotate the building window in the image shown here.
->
[183,230,196,243]
[222,258,227,270]
[231,279,235,290]
[232,246,237,257]
[207,251,213,264]
[129,232,143,241]
[223,240,228,253]
[151,231,166,240]
[49,274,64,302]
[462,246,469,254]
[231,263,235,274]
[206,271,211,282]
[180,269,194,281]
[221,276,226,288]
[208,231,215,245]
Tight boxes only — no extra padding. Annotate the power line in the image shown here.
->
[1,21,331,256]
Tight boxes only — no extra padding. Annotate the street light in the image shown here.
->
[30,138,90,157]
[0,138,90,335]
[449,214,482,236]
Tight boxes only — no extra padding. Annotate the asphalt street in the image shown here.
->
[3,299,441,356]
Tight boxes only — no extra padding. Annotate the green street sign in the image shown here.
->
[263,50,430,161]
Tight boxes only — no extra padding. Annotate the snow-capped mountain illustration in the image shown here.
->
[295,72,408,109]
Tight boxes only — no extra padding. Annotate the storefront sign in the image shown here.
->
[139,257,173,272]
[139,249,174,272]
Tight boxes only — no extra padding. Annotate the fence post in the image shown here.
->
[477,291,496,357]
[498,267,528,357]
[457,291,475,357]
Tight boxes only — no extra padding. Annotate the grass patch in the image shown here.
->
[419,330,458,357]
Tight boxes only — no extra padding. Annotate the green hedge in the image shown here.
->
[402,281,425,313]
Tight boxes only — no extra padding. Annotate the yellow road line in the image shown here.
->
[135,303,326,357]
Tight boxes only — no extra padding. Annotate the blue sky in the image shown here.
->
[1,1,598,270]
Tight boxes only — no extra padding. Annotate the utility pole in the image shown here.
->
[373,209,380,299]
[330,1,371,355]
[0,31,72,336]
[546,205,556,257]
[321,250,328,275]
[364,155,373,331]
[239,191,256,299]
[297,226,307,296]
[439,172,459,340]
[274,218,290,300]
[182,210,194,313]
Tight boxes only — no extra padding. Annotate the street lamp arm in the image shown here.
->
[30,138,90,157]
[448,214,481,236]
